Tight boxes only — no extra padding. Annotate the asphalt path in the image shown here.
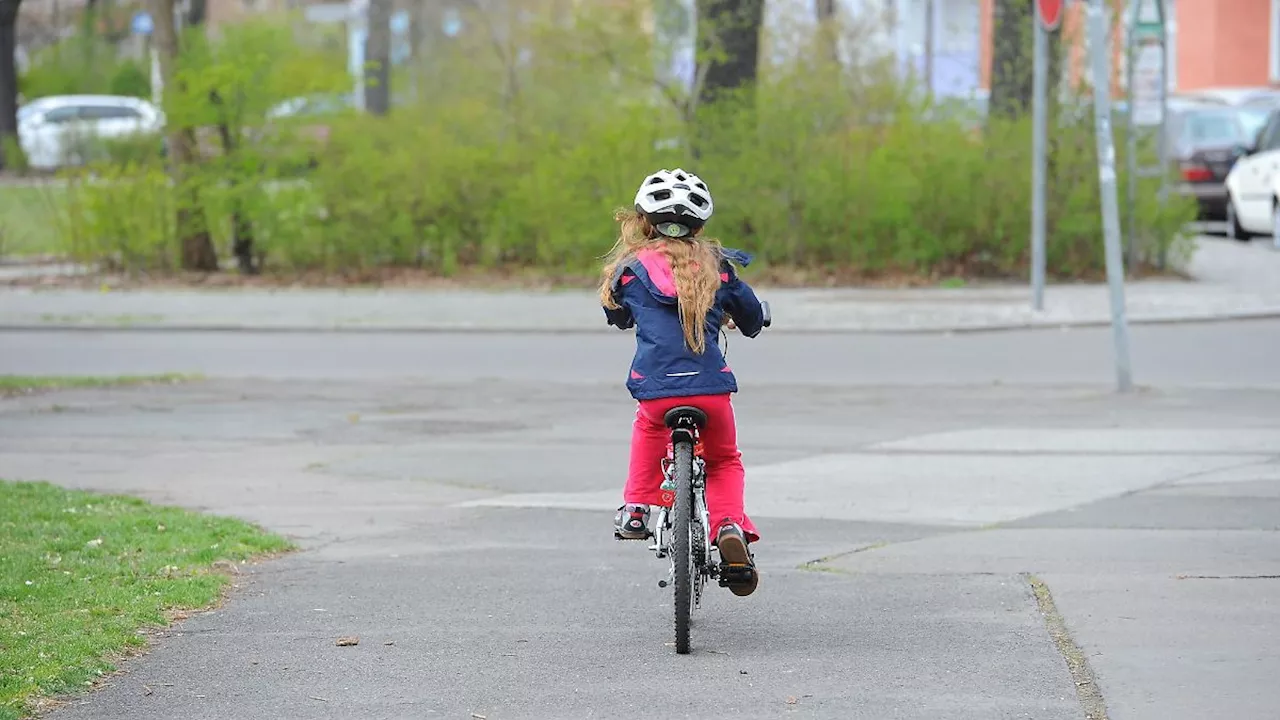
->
[2,321,1278,719]
[2,319,1279,387]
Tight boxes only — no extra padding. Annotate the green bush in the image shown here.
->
[20,34,151,100]
[50,4,1194,281]
[60,165,177,273]
[108,61,153,99]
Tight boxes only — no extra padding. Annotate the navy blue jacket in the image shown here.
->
[604,246,764,400]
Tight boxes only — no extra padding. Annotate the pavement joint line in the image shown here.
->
[797,541,892,572]
[1173,574,1280,580]
[842,449,1280,458]
[1111,457,1280,499]
[1027,574,1111,720]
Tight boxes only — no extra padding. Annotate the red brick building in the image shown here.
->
[978,0,1279,93]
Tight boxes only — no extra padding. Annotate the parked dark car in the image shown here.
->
[1167,103,1256,220]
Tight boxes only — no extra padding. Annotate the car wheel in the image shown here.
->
[1273,201,1280,250]
[1227,196,1255,242]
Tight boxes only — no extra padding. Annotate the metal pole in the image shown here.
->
[1087,0,1134,393]
[1154,0,1170,269]
[1031,18,1047,311]
[1125,9,1139,269]
[923,0,935,97]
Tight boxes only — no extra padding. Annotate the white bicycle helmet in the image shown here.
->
[633,168,714,238]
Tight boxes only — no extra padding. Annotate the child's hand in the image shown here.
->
[723,315,737,331]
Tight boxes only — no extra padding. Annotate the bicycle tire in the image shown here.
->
[672,438,695,655]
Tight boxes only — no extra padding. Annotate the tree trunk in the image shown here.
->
[210,90,257,274]
[185,0,207,28]
[364,0,392,116]
[696,0,765,106]
[0,0,21,171]
[149,0,217,272]
[989,0,1033,120]
[814,0,840,66]
[185,3,255,274]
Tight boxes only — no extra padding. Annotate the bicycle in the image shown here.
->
[616,301,771,655]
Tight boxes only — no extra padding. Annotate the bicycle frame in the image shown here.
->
[650,433,715,608]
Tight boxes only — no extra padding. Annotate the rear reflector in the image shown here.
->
[1180,164,1214,182]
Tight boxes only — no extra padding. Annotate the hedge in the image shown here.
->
[46,6,1193,281]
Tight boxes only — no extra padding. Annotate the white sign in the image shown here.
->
[1130,37,1165,127]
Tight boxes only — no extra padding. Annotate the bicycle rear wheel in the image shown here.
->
[672,438,695,655]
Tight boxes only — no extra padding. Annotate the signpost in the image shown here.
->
[1030,0,1061,312]
[130,11,153,35]
[1125,0,1169,269]
[1087,0,1135,393]
[131,12,161,108]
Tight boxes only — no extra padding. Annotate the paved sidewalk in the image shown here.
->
[2,237,1277,332]
[4,379,1277,720]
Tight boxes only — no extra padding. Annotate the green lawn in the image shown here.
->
[0,184,67,257]
[0,480,292,720]
[0,374,197,398]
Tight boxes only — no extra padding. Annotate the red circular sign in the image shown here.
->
[1037,0,1064,31]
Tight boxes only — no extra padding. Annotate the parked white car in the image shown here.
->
[17,95,164,170]
[1223,105,1280,240]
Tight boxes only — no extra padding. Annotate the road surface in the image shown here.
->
[1,321,1277,719]
[3,319,1280,386]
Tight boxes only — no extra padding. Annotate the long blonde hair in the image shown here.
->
[599,209,723,354]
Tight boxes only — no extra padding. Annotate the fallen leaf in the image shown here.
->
[786,696,798,705]
[335,636,360,647]
[471,714,487,720]
[383,641,395,646]
[85,538,104,548]
[309,696,329,702]
[739,670,748,675]
[142,686,153,696]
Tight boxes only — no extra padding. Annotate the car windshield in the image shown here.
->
[1238,107,1271,139]
[1181,110,1247,144]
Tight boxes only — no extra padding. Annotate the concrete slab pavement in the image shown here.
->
[2,376,1279,719]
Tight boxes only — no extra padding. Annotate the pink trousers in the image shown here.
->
[623,393,759,542]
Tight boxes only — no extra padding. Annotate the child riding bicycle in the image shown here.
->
[599,168,765,597]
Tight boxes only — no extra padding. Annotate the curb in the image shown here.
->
[3,308,1280,335]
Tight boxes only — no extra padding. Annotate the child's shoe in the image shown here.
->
[715,523,758,597]
[614,503,651,540]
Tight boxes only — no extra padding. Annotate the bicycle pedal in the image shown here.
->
[614,531,653,541]
[717,563,755,587]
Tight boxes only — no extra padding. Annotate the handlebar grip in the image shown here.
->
[760,301,772,328]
